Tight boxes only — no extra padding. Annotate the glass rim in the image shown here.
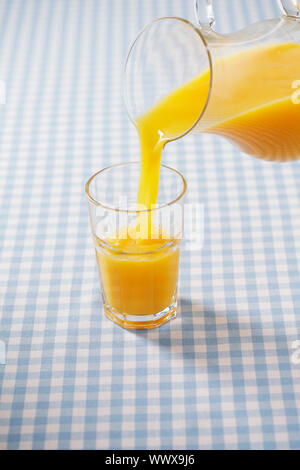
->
[123,16,213,142]
[85,161,187,213]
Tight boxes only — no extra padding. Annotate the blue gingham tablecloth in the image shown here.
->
[1,0,300,450]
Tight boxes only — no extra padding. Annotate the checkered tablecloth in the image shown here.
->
[1,0,300,450]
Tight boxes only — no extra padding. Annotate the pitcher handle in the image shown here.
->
[278,0,300,18]
[194,0,215,28]
[194,0,300,28]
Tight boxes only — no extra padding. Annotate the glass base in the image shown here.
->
[104,301,177,329]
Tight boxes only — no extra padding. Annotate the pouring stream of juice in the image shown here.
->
[136,42,300,209]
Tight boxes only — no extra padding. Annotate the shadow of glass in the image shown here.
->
[130,297,296,375]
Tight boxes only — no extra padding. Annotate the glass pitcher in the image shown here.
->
[124,0,300,162]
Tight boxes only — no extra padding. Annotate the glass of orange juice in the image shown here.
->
[85,162,186,329]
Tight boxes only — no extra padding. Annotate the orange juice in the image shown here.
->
[137,42,300,208]
[94,229,180,324]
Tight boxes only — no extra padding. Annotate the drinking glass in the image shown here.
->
[85,162,186,329]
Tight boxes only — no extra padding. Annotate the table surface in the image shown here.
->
[1,0,300,450]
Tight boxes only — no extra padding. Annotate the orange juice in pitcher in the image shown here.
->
[125,0,300,209]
